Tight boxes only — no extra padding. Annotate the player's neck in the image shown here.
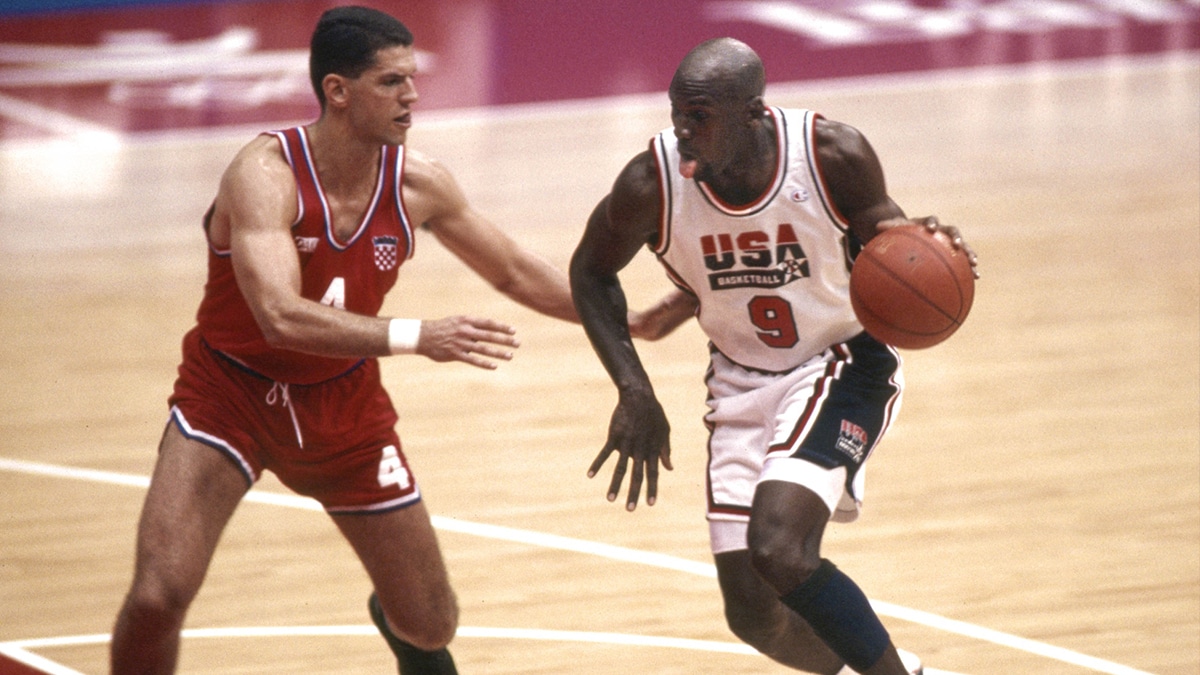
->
[304,120,383,195]
[705,120,778,206]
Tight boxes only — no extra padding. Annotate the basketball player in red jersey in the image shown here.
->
[109,7,671,674]
[571,39,977,675]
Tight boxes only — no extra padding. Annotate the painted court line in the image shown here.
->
[0,457,1158,675]
[0,627,966,675]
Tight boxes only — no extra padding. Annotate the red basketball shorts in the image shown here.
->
[168,328,420,514]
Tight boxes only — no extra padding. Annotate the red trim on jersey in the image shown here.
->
[650,136,671,256]
[272,129,305,229]
[393,145,416,262]
[804,111,853,232]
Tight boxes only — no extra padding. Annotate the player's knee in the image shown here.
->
[746,523,821,594]
[408,614,457,652]
[122,575,195,627]
[383,598,458,651]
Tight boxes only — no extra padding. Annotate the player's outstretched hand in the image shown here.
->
[879,215,979,278]
[418,315,520,369]
[588,387,674,510]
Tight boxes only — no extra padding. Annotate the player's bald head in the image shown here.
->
[670,38,765,104]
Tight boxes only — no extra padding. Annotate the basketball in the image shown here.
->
[850,224,975,349]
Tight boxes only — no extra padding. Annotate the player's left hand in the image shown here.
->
[626,290,698,341]
[880,215,979,279]
[417,315,520,369]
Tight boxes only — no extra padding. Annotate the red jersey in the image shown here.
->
[193,126,415,384]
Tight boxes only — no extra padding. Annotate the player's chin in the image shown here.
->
[384,125,409,146]
[386,116,412,142]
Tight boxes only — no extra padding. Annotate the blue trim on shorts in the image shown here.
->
[201,336,367,387]
[168,407,256,488]
[789,333,902,471]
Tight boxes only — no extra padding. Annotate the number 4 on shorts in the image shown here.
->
[377,445,412,490]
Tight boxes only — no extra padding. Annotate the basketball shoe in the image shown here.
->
[898,648,924,675]
[838,649,923,675]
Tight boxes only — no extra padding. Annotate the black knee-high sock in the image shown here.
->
[779,559,890,673]
[368,593,458,675]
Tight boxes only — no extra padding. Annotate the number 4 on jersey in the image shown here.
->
[377,445,412,490]
[320,277,346,309]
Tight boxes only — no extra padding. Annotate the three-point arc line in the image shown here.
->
[0,457,1157,675]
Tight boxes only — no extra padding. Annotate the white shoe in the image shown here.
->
[898,648,924,675]
[836,649,923,675]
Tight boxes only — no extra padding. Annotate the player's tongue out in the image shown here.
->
[679,158,698,179]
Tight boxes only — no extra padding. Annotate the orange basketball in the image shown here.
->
[850,224,975,349]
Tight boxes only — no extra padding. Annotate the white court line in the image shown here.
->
[0,645,88,675]
[0,457,1158,675]
[0,626,966,675]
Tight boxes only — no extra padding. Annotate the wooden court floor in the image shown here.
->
[1,55,1197,674]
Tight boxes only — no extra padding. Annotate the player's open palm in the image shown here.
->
[589,387,674,510]
[417,315,520,369]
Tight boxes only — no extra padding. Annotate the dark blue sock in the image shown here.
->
[779,559,890,672]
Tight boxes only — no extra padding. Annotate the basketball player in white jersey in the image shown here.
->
[570,38,977,675]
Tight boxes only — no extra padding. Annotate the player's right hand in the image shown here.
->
[589,386,674,510]
[417,315,519,369]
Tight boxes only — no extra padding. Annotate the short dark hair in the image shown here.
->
[309,6,414,108]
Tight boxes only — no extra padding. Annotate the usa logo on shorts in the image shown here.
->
[835,420,869,462]
[373,236,399,271]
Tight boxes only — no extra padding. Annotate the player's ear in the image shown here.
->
[323,73,350,110]
[747,95,766,122]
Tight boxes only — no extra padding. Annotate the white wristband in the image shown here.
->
[387,318,422,355]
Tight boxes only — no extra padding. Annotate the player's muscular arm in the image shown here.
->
[816,118,978,274]
[220,139,393,358]
[814,118,905,245]
[571,152,663,387]
[220,142,519,368]
[570,151,674,509]
[405,150,578,323]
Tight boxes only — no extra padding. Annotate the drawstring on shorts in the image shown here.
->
[266,381,305,449]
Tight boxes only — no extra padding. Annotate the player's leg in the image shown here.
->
[705,352,843,671]
[748,479,908,675]
[332,501,458,674]
[715,547,844,673]
[111,422,249,675]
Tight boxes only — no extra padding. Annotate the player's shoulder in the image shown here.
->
[213,131,296,213]
[400,146,451,182]
[613,149,659,200]
[223,132,291,184]
[811,115,882,181]
[812,116,869,154]
[607,149,661,228]
[398,145,461,198]
[811,114,878,159]
[395,145,469,225]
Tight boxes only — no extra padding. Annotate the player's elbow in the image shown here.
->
[253,301,305,349]
[568,248,601,292]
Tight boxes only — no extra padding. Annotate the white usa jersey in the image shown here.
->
[652,107,863,372]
